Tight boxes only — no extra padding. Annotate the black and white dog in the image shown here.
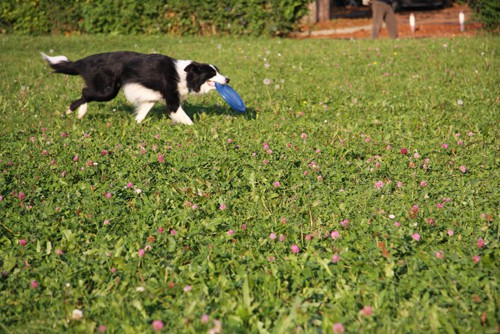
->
[41,51,230,125]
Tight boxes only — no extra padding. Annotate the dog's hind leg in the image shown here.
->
[68,96,87,115]
[68,84,120,119]
[67,87,93,116]
[134,102,155,123]
[78,103,88,119]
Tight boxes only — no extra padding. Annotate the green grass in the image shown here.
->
[0,35,499,333]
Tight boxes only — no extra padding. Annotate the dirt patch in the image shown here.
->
[294,3,482,39]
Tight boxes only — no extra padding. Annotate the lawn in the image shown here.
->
[0,35,498,333]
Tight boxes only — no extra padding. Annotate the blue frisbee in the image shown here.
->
[215,82,246,113]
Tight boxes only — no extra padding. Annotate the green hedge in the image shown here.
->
[0,0,312,36]
[469,0,500,31]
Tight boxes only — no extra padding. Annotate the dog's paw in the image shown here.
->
[171,120,194,126]
[170,108,194,125]
[170,117,194,126]
[77,104,88,119]
[66,107,72,114]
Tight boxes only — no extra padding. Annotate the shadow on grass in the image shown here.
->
[83,101,255,123]
[183,101,256,122]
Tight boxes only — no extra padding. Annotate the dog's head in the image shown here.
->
[184,62,229,95]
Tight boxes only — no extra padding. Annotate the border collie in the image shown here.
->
[41,51,230,125]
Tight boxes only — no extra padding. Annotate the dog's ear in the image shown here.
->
[184,62,201,74]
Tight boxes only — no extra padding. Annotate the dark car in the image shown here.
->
[391,0,449,11]
[357,0,449,11]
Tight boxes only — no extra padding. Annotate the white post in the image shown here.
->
[409,13,415,34]
[459,12,465,32]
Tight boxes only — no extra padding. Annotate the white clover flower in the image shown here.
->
[71,309,83,320]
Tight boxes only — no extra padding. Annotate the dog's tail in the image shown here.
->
[41,52,79,75]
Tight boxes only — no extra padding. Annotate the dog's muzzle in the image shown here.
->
[208,77,230,86]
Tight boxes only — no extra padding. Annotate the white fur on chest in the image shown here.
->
[175,60,191,98]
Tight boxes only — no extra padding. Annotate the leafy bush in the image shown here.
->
[76,0,177,35]
[469,0,500,31]
[0,0,312,36]
[0,0,81,34]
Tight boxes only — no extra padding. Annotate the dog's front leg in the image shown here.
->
[167,99,194,125]
[164,91,194,125]
[169,106,194,125]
